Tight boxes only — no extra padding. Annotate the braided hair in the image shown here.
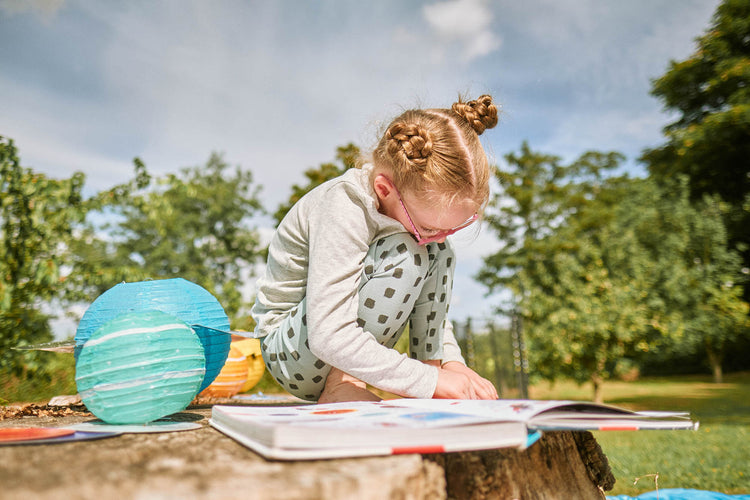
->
[372,94,498,210]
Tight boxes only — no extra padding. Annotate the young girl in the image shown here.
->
[251,95,499,403]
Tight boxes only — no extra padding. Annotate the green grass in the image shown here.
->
[531,372,750,496]
[0,353,78,404]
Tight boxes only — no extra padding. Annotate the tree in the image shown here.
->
[683,195,749,382]
[482,147,749,396]
[514,178,661,402]
[62,158,153,304]
[273,143,360,226]
[635,179,749,383]
[478,143,628,401]
[642,0,750,296]
[518,176,746,396]
[477,142,623,313]
[0,137,86,373]
[67,153,265,324]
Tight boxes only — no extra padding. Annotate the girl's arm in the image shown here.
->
[441,320,465,364]
[424,325,498,399]
[305,184,439,399]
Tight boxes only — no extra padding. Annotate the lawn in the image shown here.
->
[530,372,750,496]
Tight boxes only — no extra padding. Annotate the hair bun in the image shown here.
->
[451,95,499,135]
[385,122,433,170]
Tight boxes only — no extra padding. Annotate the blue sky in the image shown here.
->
[0,0,720,333]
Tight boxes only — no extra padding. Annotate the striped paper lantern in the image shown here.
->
[75,278,231,391]
[199,346,248,398]
[75,310,206,424]
[232,338,266,393]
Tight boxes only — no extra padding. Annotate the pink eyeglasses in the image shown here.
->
[391,181,478,245]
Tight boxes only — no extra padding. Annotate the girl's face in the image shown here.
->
[374,174,477,245]
[397,188,477,245]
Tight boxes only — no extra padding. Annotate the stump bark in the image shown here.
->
[0,406,614,499]
[427,431,615,500]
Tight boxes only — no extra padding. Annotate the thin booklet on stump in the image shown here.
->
[209,399,698,461]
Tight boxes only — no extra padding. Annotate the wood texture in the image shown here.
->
[427,431,615,500]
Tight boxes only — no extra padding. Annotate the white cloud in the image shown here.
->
[422,0,501,61]
[423,0,491,37]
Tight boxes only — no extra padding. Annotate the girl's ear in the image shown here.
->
[372,174,393,201]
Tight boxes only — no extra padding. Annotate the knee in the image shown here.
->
[366,233,429,282]
[426,240,456,273]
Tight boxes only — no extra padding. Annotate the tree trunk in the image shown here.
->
[592,354,607,403]
[427,431,615,500]
[591,373,604,404]
[706,344,724,383]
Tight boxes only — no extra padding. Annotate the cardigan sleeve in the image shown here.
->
[442,320,466,365]
[304,183,439,399]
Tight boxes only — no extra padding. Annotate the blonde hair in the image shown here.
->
[371,94,498,211]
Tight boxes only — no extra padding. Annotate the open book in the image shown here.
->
[209,399,697,460]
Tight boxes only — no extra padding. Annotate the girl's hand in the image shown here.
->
[440,361,498,400]
[433,367,478,399]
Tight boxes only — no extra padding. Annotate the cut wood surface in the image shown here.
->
[0,404,614,500]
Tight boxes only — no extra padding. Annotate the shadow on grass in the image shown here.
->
[607,376,750,424]
[530,371,750,427]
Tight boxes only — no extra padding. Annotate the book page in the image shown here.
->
[214,401,501,429]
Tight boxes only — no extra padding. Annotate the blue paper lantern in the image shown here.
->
[75,278,231,390]
[191,325,234,392]
[75,310,206,424]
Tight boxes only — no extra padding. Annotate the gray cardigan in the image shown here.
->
[251,165,464,398]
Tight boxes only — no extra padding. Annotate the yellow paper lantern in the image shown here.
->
[232,338,266,393]
[199,346,248,398]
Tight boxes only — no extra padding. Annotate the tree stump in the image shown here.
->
[0,406,614,499]
[428,431,615,500]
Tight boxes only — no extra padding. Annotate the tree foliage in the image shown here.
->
[642,0,750,293]
[640,180,750,383]
[61,158,153,304]
[479,142,749,400]
[477,141,623,310]
[0,137,86,373]
[479,143,634,401]
[2,139,266,390]
[68,153,265,324]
